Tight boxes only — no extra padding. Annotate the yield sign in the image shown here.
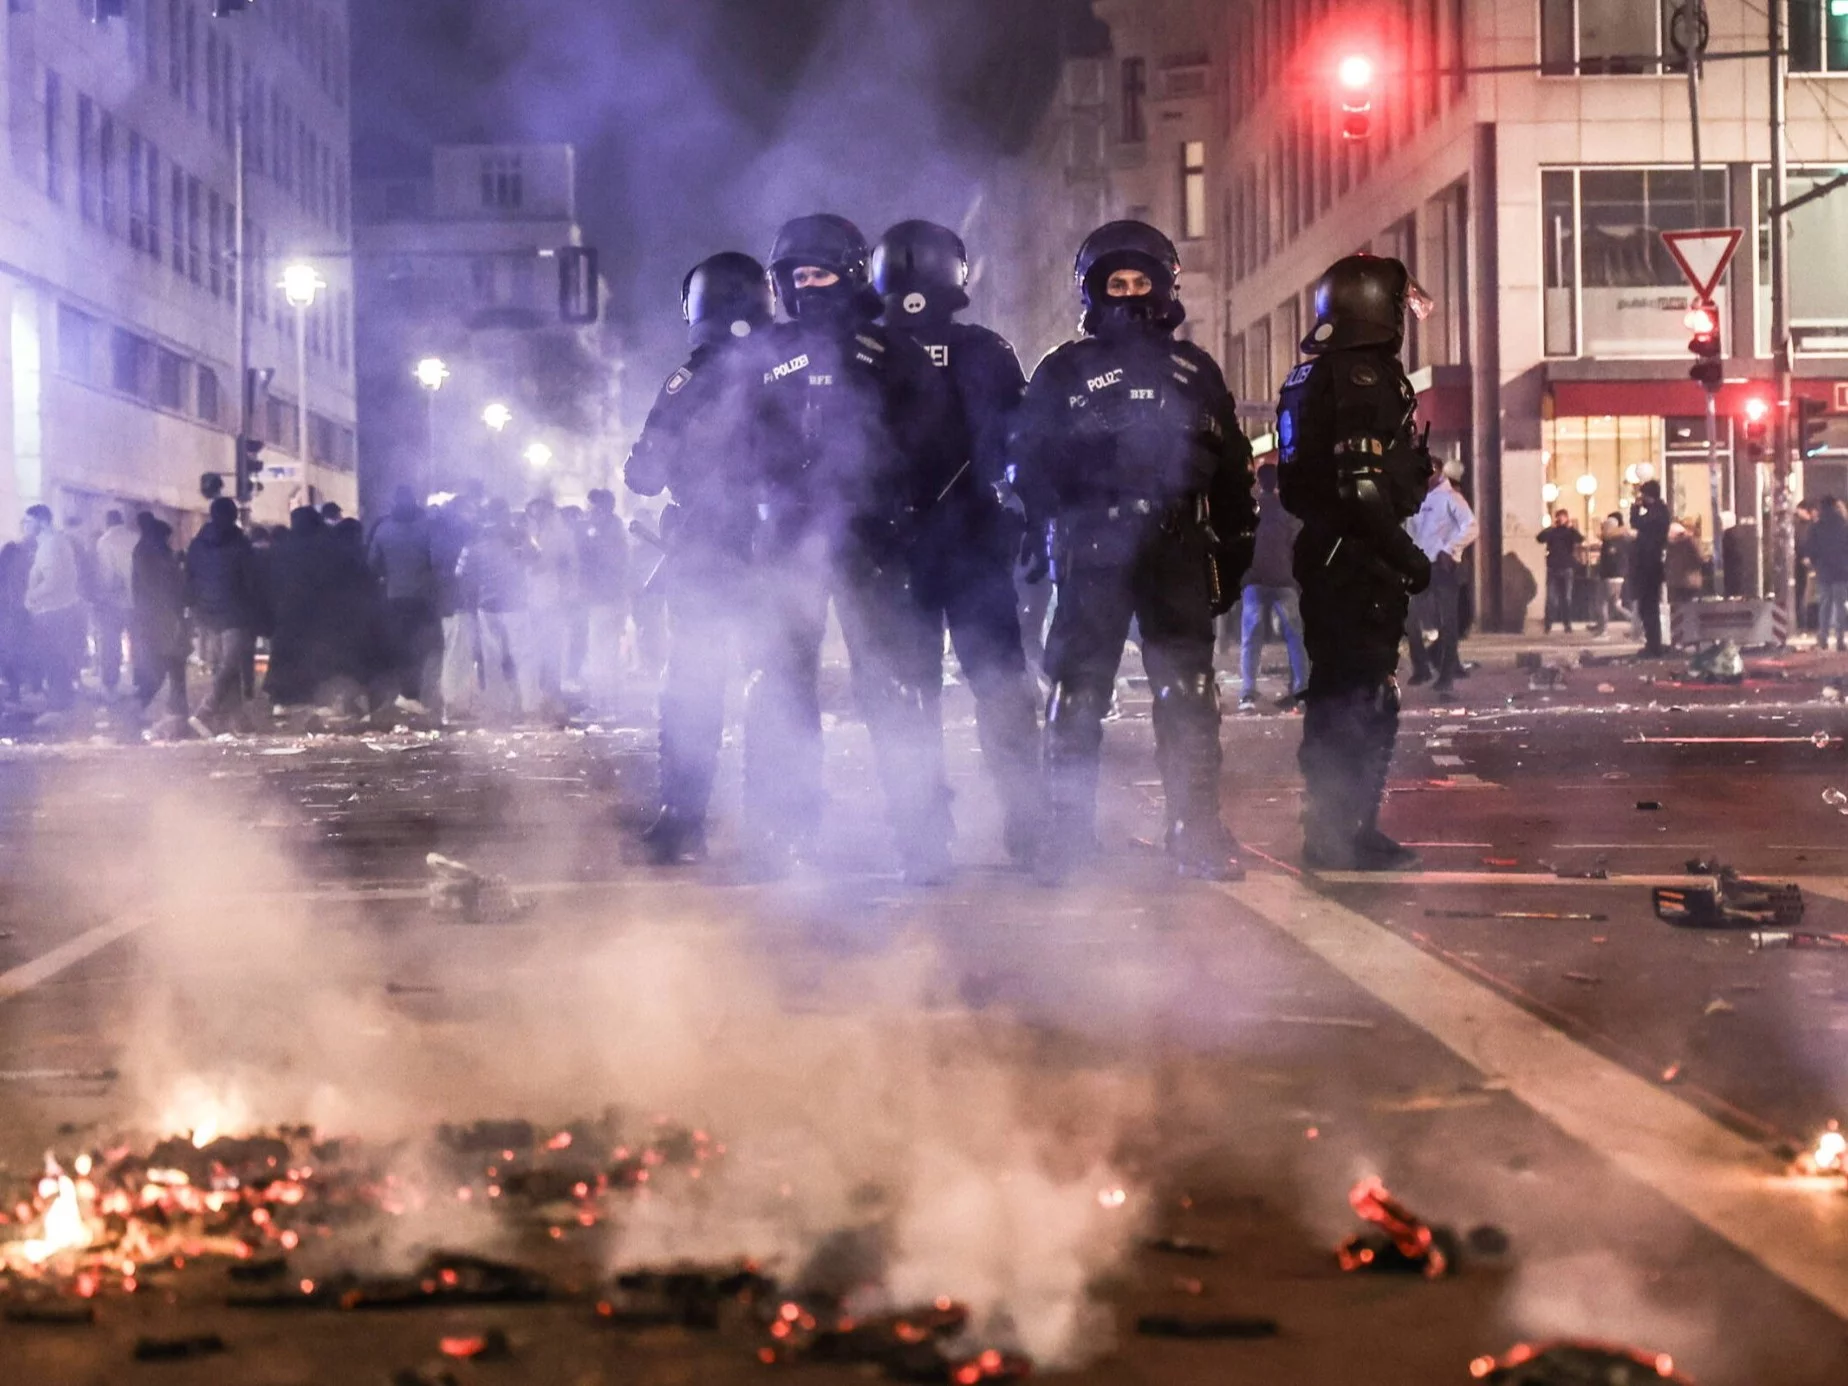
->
[1661,227,1744,300]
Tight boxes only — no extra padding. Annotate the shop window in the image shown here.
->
[1757,167,1848,356]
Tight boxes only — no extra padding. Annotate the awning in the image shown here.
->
[1550,377,1841,418]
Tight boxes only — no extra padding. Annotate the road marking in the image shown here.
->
[1431,754,1466,767]
[0,914,153,1004]
[1308,869,1691,887]
[1220,873,1848,1321]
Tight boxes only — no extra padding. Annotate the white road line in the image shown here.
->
[1220,873,1848,1321]
[0,913,153,1004]
[1307,869,1693,887]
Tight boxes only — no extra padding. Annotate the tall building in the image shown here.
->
[353,141,619,511]
[0,0,358,535]
[1010,0,1848,630]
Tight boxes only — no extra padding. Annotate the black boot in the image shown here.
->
[1351,683,1416,871]
[1166,817,1246,881]
[641,807,708,866]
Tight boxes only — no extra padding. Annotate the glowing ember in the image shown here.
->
[1804,1121,1848,1175]
[13,1164,94,1265]
[1096,1186,1128,1209]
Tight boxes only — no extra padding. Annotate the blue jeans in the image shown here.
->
[1239,585,1307,697]
[1819,579,1848,647]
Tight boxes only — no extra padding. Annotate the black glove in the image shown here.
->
[1019,524,1051,585]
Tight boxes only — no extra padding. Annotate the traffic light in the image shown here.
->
[1798,396,1830,458]
[235,436,265,504]
[557,245,600,324]
[1685,301,1722,390]
[1336,54,1374,142]
[1740,393,1771,462]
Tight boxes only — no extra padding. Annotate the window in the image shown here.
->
[1120,57,1147,143]
[155,347,185,410]
[206,30,220,132]
[99,114,116,234]
[220,39,234,151]
[1791,0,1848,73]
[196,364,219,422]
[1538,0,1679,76]
[145,141,161,259]
[186,176,202,284]
[1757,167,1848,354]
[128,131,145,249]
[479,153,523,210]
[248,72,264,172]
[335,290,349,369]
[111,329,149,397]
[170,168,185,275]
[168,0,182,99]
[143,0,160,83]
[57,305,95,381]
[207,191,222,297]
[184,4,197,112]
[254,226,269,322]
[334,162,348,234]
[1541,166,1728,358]
[44,69,61,204]
[77,95,95,223]
[1180,141,1207,240]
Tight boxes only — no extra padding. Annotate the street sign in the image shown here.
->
[1661,228,1744,301]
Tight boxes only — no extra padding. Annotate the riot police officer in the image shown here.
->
[625,252,776,864]
[1011,221,1256,886]
[871,220,1042,864]
[751,213,962,882]
[1276,254,1435,871]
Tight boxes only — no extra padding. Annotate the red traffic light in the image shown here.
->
[1741,394,1771,425]
[1337,54,1374,90]
[1684,304,1717,335]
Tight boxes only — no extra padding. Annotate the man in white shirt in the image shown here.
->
[22,505,86,710]
[92,509,138,694]
[1404,461,1477,694]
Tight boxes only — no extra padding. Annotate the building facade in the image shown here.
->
[0,0,357,537]
[1015,0,1848,630]
[353,141,619,512]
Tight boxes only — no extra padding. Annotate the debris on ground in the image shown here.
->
[1336,1176,1455,1279]
[1141,1236,1219,1258]
[1135,1313,1278,1339]
[425,853,530,922]
[1750,930,1848,950]
[1464,1224,1511,1257]
[439,1327,513,1360]
[132,1332,227,1360]
[1636,801,1663,811]
[1562,972,1602,985]
[1653,864,1805,929]
[1470,1340,1692,1382]
[1426,910,1608,922]
[1790,1121,1846,1177]
[1687,642,1745,685]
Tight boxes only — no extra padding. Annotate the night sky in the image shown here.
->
[352,0,1093,337]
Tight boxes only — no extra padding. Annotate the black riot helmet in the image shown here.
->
[871,220,971,324]
[680,252,773,347]
[1073,220,1185,334]
[767,213,878,326]
[1301,253,1434,354]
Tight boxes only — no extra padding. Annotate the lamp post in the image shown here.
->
[1575,472,1599,531]
[413,356,450,496]
[280,264,325,493]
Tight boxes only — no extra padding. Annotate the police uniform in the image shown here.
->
[625,252,776,865]
[1011,221,1256,885]
[873,221,1042,864]
[1276,254,1434,871]
[750,214,963,883]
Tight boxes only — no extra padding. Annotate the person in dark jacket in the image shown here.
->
[130,513,188,721]
[0,537,32,701]
[1236,463,1306,712]
[367,485,440,709]
[264,506,336,708]
[1628,480,1671,656]
[1537,509,1583,633]
[186,496,263,733]
[578,488,629,708]
[1804,497,1848,650]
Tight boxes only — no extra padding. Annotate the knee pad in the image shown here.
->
[1046,681,1112,728]
[1152,671,1220,716]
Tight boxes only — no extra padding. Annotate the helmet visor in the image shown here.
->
[1405,275,1436,322]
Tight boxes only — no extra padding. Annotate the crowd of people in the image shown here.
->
[0,484,644,735]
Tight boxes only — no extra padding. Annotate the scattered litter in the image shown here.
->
[439,1328,512,1360]
[4,1298,96,1325]
[1465,1225,1511,1257]
[1791,1121,1846,1177]
[1751,930,1848,950]
[1654,866,1805,929]
[1702,999,1735,1017]
[1480,856,1520,867]
[1660,1062,1683,1084]
[1426,910,1608,922]
[258,746,308,756]
[1597,683,1617,694]
[1470,1341,1691,1383]
[1336,1176,1453,1279]
[1688,641,1745,685]
[1136,1314,1278,1340]
[384,982,442,996]
[1562,971,1602,985]
[133,1332,227,1361]
[1171,1275,1205,1295]
[426,853,530,923]
[1636,801,1663,811]
[1824,787,1848,813]
[0,1067,117,1083]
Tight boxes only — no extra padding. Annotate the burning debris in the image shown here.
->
[1789,1121,1848,1179]
[1470,1340,1691,1383]
[752,1292,1031,1382]
[1335,1177,1456,1279]
[1652,862,1804,930]
[1135,1313,1278,1339]
[425,853,530,922]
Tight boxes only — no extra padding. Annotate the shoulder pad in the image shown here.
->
[663,365,695,396]
[855,334,887,355]
[1282,361,1314,390]
[1170,353,1201,374]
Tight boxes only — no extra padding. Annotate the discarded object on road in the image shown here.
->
[1425,910,1608,922]
[1470,1340,1691,1383]
[4,1297,96,1325]
[1750,929,1848,950]
[1636,801,1663,811]
[426,853,529,922]
[754,1294,1030,1382]
[1791,1121,1847,1177]
[1336,1176,1453,1279]
[1653,865,1805,930]
[1135,1313,1278,1339]
[133,1332,227,1361]
[598,1265,773,1329]
[1687,641,1744,685]
[1142,1236,1219,1258]
[440,1327,512,1360]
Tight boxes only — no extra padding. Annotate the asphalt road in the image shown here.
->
[4,646,1848,1385]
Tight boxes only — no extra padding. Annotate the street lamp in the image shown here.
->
[1542,482,1561,505]
[523,441,554,469]
[279,263,325,484]
[482,402,513,433]
[413,356,449,493]
[1576,471,1599,528]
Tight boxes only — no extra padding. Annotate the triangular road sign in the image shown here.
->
[1661,228,1743,300]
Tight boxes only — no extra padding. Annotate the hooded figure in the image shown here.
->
[130,513,189,718]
